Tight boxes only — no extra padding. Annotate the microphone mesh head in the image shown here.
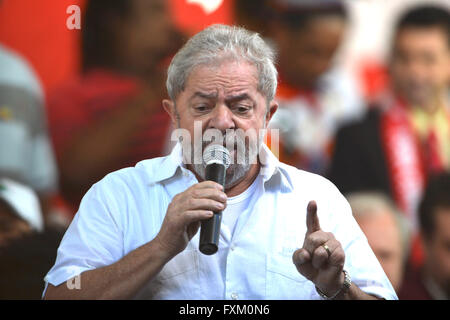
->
[203,144,231,169]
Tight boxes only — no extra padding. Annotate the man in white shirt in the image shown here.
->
[43,25,397,300]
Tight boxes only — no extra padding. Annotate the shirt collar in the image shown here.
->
[145,142,294,192]
[144,142,185,185]
[259,143,280,181]
[259,143,294,192]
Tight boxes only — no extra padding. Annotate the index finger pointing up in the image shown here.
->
[306,200,321,234]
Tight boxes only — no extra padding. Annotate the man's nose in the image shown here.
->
[208,104,235,131]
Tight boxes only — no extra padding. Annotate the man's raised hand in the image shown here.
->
[292,201,346,297]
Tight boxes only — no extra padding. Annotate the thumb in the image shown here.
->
[306,200,321,234]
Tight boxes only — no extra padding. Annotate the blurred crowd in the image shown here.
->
[0,0,449,300]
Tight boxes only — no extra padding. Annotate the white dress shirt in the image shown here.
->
[44,143,397,300]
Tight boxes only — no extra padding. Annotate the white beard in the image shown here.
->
[189,127,265,189]
[193,159,251,189]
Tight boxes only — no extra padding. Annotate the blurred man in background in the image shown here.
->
[329,5,450,245]
[347,192,410,292]
[234,0,271,36]
[0,1,64,299]
[0,43,58,226]
[265,0,365,174]
[399,172,450,300]
[47,0,184,218]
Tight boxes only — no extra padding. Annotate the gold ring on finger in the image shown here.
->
[322,244,331,258]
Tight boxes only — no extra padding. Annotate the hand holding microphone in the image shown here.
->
[154,144,230,258]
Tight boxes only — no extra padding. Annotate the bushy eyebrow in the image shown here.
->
[225,93,254,104]
[189,91,255,105]
[190,92,218,101]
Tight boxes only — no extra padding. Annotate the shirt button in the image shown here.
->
[231,292,238,300]
[230,244,235,251]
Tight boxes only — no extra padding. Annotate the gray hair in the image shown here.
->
[166,24,278,102]
[346,191,411,261]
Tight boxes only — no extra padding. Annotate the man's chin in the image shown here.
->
[225,165,247,188]
[402,86,434,107]
[191,162,251,188]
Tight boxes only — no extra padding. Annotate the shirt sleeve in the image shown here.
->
[43,178,124,289]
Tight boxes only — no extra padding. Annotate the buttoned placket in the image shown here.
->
[223,178,266,300]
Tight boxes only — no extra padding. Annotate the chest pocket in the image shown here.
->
[265,252,316,300]
[134,248,200,300]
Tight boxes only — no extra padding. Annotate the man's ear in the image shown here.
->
[265,100,278,127]
[163,99,179,127]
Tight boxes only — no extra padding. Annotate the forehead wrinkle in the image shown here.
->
[195,75,256,93]
[196,75,256,88]
[188,62,259,94]
[190,91,218,101]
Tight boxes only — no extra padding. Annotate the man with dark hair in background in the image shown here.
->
[329,5,450,268]
[399,172,450,299]
[234,0,271,36]
[47,0,184,218]
[264,0,365,175]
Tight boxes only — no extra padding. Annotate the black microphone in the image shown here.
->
[199,144,231,255]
